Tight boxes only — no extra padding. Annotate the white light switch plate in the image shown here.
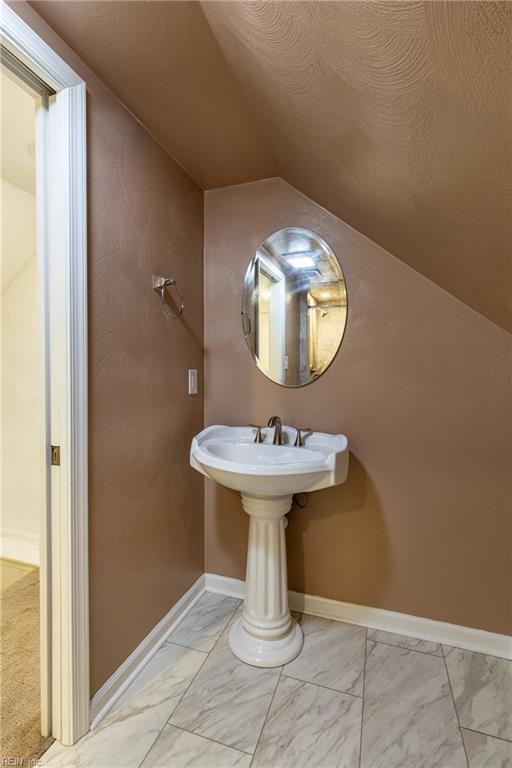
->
[188,369,198,395]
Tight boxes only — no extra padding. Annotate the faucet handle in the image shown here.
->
[250,424,265,443]
[294,427,313,447]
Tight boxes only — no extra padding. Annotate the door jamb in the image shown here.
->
[1,1,89,745]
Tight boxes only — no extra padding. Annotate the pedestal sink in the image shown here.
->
[190,424,349,667]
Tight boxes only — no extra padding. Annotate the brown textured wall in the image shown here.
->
[204,178,512,636]
[11,2,205,695]
[201,1,512,333]
[29,0,512,332]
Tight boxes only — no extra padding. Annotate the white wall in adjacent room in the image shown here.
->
[0,69,41,565]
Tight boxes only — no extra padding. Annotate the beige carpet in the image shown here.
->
[0,568,53,763]
[0,559,35,590]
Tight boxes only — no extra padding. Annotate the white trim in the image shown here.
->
[1,1,89,747]
[35,90,52,739]
[90,576,206,729]
[205,573,512,661]
[0,530,40,565]
[205,574,245,599]
[0,1,81,90]
[47,79,89,747]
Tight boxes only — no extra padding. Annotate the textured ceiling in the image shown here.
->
[30,1,512,331]
[29,0,275,187]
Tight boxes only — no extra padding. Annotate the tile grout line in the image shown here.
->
[163,597,241,650]
[282,673,363,699]
[163,637,225,653]
[171,600,281,762]
[166,600,281,763]
[249,667,284,766]
[165,600,241,714]
[136,600,241,768]
[368,638,443,658]
[135,647,211,768]
[446,645,510,661]
[208,602,242,650]
[358,628,368,768]
[165,603,241,719]
[162,722,254,757]
[461,727,512,745]
[165,600,241,656]
[209,590,511,664]
[441,644,470,768]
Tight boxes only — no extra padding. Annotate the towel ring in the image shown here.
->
[152,274,184,320]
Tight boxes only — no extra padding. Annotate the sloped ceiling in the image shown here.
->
[30,0,512,331]
[1,68,36,195]
[1,68,37,293]
[29,0,276,187]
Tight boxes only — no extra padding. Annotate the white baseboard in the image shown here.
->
[0,529,39,566]
[205,573,512,661]
[90,574,206,728]
[89,570,511,732]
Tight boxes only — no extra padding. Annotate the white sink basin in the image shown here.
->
[191,425,348,496]
[190,424,349,668]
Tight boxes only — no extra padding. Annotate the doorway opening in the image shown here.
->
[0,55,54,763]
[1,1,89,753]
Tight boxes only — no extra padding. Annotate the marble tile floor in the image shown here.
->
[42,591,512,768]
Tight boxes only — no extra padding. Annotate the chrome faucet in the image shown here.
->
[267,415,284,445]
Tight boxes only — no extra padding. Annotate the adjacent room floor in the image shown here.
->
[42,591,512,768]
[0,558,53,763]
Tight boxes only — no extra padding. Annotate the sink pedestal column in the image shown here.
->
[229,493,303,667]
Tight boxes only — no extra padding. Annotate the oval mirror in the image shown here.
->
[241,227,347,387]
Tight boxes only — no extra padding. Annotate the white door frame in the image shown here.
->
[1,1,89,746]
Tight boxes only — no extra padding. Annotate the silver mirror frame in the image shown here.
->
[241,227,348,388]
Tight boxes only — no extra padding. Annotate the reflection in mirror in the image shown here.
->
[241,227,347,387]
